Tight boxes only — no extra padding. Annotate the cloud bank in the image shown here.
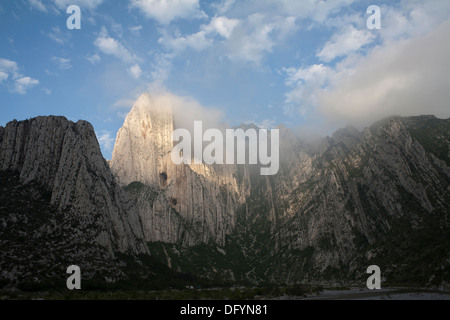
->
[319,20,450,126]
[130,0,206,25]
[284,1,450,128]
[0,58,39,94]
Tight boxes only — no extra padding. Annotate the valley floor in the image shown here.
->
[1,287,450,300]
[297,287,450,300]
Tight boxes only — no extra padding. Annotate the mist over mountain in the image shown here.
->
[1,94,449,290]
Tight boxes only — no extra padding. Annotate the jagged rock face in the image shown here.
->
[111,94,449,287]
[110,94,242,246]
[1,105,449,288]
[144,115,449,287]
[251,116,450,285]
[111,93,175,187]
[0,116,148,257]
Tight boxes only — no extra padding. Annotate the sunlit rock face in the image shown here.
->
[112,97,450,286]
[110,94,244,246]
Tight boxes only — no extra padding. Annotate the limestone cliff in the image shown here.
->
[0,116,148,286]
[110,94,242,246]
[233,116,450,285]
[140,110,449,287]
[1,100,448,289]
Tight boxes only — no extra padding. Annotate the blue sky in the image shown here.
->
[1,0,450,159]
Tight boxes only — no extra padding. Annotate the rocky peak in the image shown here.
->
[1,110,449,289]
[331,125,362,150]
[0,116,148,256]
[110,94,242,246]
[110,93,175,187]
[125,93,174,138]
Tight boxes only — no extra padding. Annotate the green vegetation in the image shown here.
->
[318,234,335,251]
[406,117,450,166]
[0,284,323,300]
[2,115,449,296]
[124,181,160,205]
[355,209,450,287]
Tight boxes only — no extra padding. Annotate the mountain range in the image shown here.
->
[1,93,449,290]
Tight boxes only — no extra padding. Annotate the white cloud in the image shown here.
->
[379,1,450,43]
[277,0,357,23]
[0,58,19,81]
[284,19,450,128]
[130,0,207,24]
[203,16,239,39]
[129,64,142,79]
[29,0,48,12]
[224,14,296,64]
[52,56,72,70]
[14,77,40,95]
[46,26,70,45]
[212,0,236,15]
[317,26,375,62]
[318,20,450,126]
[94,27,136,63]
[159,16,239,53]
[215,0,357,24]
[159,30,211,52]
[148,90,224,134]
[51,0,105,10]
[96,130,115,153]
[0,71,8,82]
[285,64,331,86]
[0,58,19,74]
[284,64,332,115]
[86,53,101,65]
[0,58,39,94]
[129,25,143,33]
[281,0,450,128]
[202,0,368,66]
[43,88,52,95]
[160,12,296,64]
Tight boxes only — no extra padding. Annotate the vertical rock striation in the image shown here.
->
[110,94,243,246]
[0,116,148,256]
[2,99,448,288]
